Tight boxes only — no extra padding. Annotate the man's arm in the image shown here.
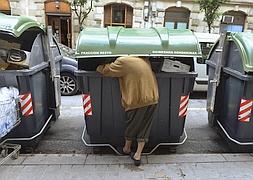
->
[96,58,125,77]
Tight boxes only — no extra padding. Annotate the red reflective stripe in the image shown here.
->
[238,105,253,116]
[84,99,91,108]
[85,108,92,116]
[83,94,89,101]
[180,95,188,103]
[179,98,189,112]
[20,93,29,101]
[239,115,251,122]
[24,107,33,116]
[21,98,32,111]
[180,108,187,117]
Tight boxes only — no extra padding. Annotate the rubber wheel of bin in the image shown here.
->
[60,72,78,96]
[208,111,217,128]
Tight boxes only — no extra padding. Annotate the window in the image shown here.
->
[104,3,133,28]
[220,11,246,33]
[164,7,190,29]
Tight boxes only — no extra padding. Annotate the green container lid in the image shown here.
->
[75,27,202,58]
[230,32,253,73]
[0,13,44,37]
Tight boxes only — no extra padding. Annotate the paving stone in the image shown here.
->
[142,164,183,179]
[0,166,25,180]
[180,162,253,179]
[22,154,87,165]
[222,153,253,162]
[147,154,226,164]
[85,154,148,165]
[1,155,26,165]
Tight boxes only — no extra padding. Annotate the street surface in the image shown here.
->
[2,93,253,180]
[34,93,230,154]
[2,153,253,179]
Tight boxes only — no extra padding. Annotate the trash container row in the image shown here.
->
[6,14,253,154]
[0,14,61,149]
[75,27,201,154]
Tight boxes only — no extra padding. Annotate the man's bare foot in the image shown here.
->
[134,153,141,160]
[122,147,131,154]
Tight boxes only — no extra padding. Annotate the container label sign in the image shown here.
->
[238,98,253,122]
[80,51,112,55]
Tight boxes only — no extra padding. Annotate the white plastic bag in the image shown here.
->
[0,87,19,138]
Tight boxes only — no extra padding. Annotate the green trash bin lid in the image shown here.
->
[0,13,44,37]
[75,27,202,58]
[230,32,253,73]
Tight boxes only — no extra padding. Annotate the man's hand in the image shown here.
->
[96,64,105,73]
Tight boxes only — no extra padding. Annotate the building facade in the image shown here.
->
[1,0,253,47]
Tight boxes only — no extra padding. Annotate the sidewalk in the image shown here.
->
[1,153,253,180]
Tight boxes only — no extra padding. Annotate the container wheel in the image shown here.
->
[208,111,217,127]
[11,151,19,159]
[1,148,8,158]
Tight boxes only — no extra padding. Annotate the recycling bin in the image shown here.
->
[207,32,253,150]
[0,14,61,149]
[75,27,201,153]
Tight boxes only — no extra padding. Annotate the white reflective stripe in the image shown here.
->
[27,109,33,115]
[84,103,92,113]
[20,94,31,106]
[241,99,247,103]
[83,95,91,105]
[87,111,92,115]
[180,96,189,109]
[238,110,251,119]
[179,106,187,117]
[239,116,250,122]
[22,102,33,115]
[240,101,253,112]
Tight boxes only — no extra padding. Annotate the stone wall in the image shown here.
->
[8,0,253,47]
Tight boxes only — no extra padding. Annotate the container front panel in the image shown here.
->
[80,72,195,146]
[7,70,50,138]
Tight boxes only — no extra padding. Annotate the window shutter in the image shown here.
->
[104,5,111,26]
[126,6,133,27]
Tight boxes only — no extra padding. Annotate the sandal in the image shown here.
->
[130,152,141,166]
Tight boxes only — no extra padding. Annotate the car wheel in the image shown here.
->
[60,72,78,96]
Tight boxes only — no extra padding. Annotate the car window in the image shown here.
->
[200,42,215,60]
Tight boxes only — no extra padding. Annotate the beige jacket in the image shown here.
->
[97,56,159,111]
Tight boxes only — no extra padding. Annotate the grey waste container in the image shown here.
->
[207,32,253,151]
[0,14,61,149]
[75,27,201,154]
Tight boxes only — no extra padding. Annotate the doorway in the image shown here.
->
[44,0,72,47]
[47,16,71,47]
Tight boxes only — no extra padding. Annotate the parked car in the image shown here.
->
[60,56,78,96]
[52,40,78,96]
[193,33,220,91]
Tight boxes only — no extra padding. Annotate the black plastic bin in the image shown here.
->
[75,27,201,154]
[207,32,253,151]
[0,14,61,149]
